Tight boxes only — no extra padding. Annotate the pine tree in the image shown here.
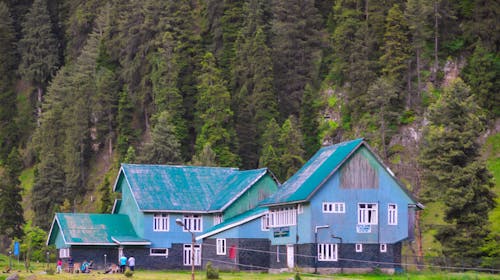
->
[17,0,59,124]
[271,0,322,118]
[462,41,500,117]
[380,4,411,84]
[117,86,137,160]
[194,52,239,167]
[279,116,305,180]
[258,118,282,177]
[0,3,18,162]
[141,110,182,164]
[191,143,217,167]
[300,84,320,158]
[0,149,25,239]
[99,177,113,213]
[420,78,496,265]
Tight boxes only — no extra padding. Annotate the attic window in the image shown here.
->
[322,202,345,213]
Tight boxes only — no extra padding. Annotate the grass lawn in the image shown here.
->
[1,269,500,280]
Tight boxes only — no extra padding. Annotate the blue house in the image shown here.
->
[47,164,279,270]
[259,138,423,273]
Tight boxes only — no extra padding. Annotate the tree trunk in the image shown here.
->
[433,0,439,83]
[416,48,421,105]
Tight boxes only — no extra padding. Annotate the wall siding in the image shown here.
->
[202,238,270,271]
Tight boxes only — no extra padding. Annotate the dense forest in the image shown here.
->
[0,0,498,269]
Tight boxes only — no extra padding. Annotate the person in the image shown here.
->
[80,259,90,273]
[68,256,74,273]
[127,256,135,271]
[119,255,127,273]
[56,259,62,274]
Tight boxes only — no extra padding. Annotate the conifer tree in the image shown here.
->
[420,78,496,265]
[141,110,182,164]
[300,84,320,158]
[380,4,411,84]
[462,41,500,117]
[17,0,59,124]
[191,143,217,167]
[117,87,136,160]
[99,177,113,213]
[0,3,18,161]
[194,52,239,167]
[279,116,305,180]
[0,149,25,239]
[271,0,322,118]
[259,118,282,177]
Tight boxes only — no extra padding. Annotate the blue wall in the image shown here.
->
[211,217,269,239]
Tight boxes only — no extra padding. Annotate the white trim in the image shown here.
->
[153,213,169,231]
[322,202,345,213]
[388,203,398,225]
[150,248,168,257]
[182,215,203,232]
[216,239,226,255]
[183,244,202,266]
[196,212,266,240]
[261,214,270,231]
[357,203,378,225]
[380,243,387,252]
[317,243,338,261]
[355,243,363,252]
[111,199,121,214]
[111,237,151,245]
[59,248,70,258]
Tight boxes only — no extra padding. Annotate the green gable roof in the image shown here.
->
[116,164,270,212]
[47,213,150,246]
[261,138,364,206]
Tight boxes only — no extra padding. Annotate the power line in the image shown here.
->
[200,242,500,273]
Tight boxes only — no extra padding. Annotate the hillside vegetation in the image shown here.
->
[0,0,498,269]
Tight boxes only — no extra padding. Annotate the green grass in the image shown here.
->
[2,269,500,280]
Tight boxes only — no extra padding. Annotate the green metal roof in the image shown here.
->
[260,138,364,205]
[116,164,269,212]
[196,207,268,240]
[48,213,150,246]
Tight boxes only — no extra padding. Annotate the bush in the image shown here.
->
[124,268,134,277]
[46,266,55,275]
[205,261,219,279]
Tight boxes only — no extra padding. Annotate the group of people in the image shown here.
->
[120,255,135,273]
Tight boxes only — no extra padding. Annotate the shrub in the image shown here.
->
[124,268,134,277]
[206,261,219,279]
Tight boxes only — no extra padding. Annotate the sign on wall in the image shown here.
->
[273,227,290,237]
[356,224,371,233]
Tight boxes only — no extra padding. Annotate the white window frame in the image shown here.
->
[358,203,378,225]
[268,206,297,227]
[355,244,363,253]
[183,244,201,266]
[322,202,345,213]
[297,204,304,214]
[150,248,168,257]
[213,214,223,225]
[183,215,203,232]
[317,243,338,261]
[380,243,387,253]
[153,213,169,232]
[261,214,270,231]
[216,238,226,255]
[388,203,398,225]
[59,248,70,258]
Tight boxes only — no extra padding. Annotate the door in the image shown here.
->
[286,244,294,268]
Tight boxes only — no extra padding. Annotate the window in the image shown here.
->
[153,213,169,231]
[388,203,397,225]
[213,214,223,225]
[59,248,70,258]
[183,215,202,232]
[322,202,345,213]
[358,203,378,225]
[318,244,337,261]
[261,214,270,231]
[380,243,387,253]
[216,239,226,255]
[268,206,297,227]
[183,244,201,266]
[150,248,168,257]
[355,244,363,253]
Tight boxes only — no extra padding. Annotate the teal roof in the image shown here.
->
[261,138,364,205]
[116,164,269,212]
[48,213,150,246]
[197,207,268,240]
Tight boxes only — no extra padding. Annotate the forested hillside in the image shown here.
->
[0,0,498,268]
